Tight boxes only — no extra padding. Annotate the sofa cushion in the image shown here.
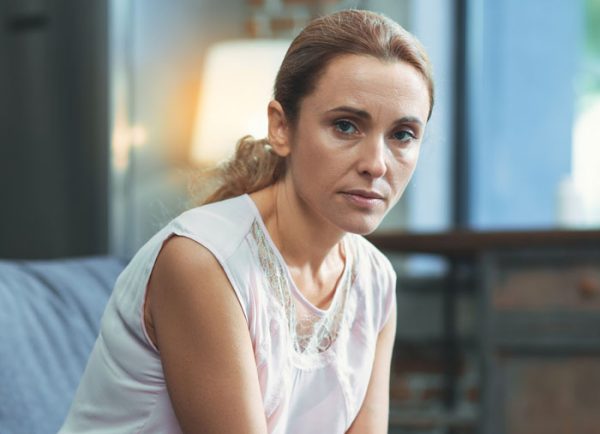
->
[0,256,126,434]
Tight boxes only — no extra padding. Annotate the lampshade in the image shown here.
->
[190,39,290,166]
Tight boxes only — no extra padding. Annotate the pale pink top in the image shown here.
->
[59,194,396,434]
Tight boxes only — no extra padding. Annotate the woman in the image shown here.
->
[60,9,433,434]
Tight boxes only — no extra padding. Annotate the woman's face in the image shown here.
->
[273,54,431,235]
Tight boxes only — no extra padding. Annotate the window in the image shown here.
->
[572,0,600,227]
[467,0,597,229]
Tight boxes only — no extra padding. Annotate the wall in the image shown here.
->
[109,0,248,258]
[0,0,108,259]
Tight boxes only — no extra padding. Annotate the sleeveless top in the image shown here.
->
[59,194,396,434]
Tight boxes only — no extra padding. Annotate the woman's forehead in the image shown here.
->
[301,54,430,122]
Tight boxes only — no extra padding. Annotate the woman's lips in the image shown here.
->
[340,190,385,208]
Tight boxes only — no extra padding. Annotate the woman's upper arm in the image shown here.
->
[147,235,268,434]
[346,302,397,434]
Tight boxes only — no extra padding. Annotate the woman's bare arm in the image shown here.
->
[147,235,268,434]
[346,303,397,434]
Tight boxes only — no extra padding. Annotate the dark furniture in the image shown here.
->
[368,228,600,434]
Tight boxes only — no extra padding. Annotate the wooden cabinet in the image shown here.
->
[368,229,600,434]
[492,355,600,434]
[480,249,600,434]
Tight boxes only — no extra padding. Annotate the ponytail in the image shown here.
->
[192,135,286,205]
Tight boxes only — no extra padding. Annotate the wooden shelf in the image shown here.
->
[367,228,600,258]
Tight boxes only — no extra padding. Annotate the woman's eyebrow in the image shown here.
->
[327,106,371,119]
[393,116,424,127]
[327,106,423,126]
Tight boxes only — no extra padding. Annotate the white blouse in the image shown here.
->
[60,194,396,434]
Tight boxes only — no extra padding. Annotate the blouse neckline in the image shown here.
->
[242,193,353,317]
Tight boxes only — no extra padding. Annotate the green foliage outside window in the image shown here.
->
[582,0,600,99]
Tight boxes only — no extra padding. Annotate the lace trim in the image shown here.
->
[251,220,354,356]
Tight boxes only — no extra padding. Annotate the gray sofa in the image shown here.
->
[0,256,126,434]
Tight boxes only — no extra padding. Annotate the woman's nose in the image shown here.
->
[357,135,387,178]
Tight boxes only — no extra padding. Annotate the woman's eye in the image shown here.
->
[334,120,358,135]
[393,130,416,142]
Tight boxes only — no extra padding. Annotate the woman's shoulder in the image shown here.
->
[347,234,397,334]
[169,194,257,261]
[147,236,231,318]
[348,234,395,277]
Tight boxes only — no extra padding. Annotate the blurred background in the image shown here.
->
[1,0,599,433]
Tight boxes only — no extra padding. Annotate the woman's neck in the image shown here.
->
[250,181,345,277]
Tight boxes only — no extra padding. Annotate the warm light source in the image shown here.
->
[190,39,290,166]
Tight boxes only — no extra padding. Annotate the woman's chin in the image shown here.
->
[337,216,384,236]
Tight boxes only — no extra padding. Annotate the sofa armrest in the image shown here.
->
[0,256,126,434]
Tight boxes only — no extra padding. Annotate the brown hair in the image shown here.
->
[196,9,434,205]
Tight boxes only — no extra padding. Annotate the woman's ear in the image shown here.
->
[267,100,291,157]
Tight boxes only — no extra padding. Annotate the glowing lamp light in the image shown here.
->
[190,39,290,167]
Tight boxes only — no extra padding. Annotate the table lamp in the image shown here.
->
[190,39,290,167]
